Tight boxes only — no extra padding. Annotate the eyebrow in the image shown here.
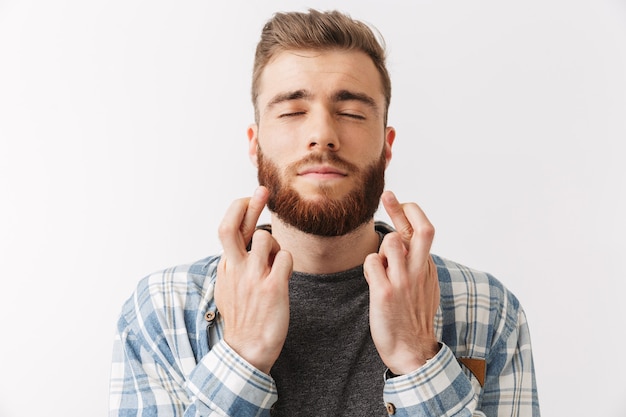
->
[332,90,379,112]
[266,89,312,109]
[266,89,379,112]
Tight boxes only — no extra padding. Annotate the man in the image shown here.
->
[109,9,540,417]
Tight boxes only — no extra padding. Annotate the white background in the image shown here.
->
[1,0,625,415]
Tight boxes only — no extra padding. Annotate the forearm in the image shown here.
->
[109,332,192,417]
[383,308,540,417]
[383,344,478,417]
[110,330,277,417]
[185,340,278,416]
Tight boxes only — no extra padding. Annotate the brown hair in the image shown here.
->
[252,9,391,124]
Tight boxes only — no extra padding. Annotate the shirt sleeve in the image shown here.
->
[109,269,279,417]
[478,307,540,416]
[382,307,539,417]
[382,344,479,416]
[185,340,278,416]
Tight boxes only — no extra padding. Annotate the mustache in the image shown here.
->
[288,152,358,174]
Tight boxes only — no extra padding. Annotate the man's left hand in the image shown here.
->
[364,190,441,376]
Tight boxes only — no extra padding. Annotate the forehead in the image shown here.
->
[257,49,385,108]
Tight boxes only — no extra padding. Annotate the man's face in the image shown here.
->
[248,49,395,236]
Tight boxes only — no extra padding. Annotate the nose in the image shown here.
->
[307,109,340,151]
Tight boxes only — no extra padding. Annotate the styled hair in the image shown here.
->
[252,9,391,124]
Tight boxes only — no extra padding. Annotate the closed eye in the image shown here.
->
[279,111,306,118]
[339,112,366,120]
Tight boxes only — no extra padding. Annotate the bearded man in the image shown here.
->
[110,9,540,417]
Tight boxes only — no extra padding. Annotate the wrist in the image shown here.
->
[387,341,441,376]
[223,337,278,375]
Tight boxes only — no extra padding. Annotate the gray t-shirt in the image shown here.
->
[270,265,387,416]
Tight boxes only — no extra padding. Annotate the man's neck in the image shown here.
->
[269,215,381,275]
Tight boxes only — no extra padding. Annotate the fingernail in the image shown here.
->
[382,190,397,204]
[253,186,267,200]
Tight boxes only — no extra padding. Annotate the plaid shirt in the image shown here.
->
[110,245,540,416]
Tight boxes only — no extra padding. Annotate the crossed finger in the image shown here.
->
[381,190,435,266]
[248,229,282,269]
[218,186,269,262]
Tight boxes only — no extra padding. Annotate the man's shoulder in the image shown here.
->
[113,255,223,369]
[433,254,517,307]
[117,254,222,328]
[136,254,221,297]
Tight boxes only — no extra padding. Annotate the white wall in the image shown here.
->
[1,0,624,415]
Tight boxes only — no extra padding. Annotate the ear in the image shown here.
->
[384,126,396,167]
[247,124,259,167]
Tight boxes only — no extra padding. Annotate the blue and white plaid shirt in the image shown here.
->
[110,241,539,416]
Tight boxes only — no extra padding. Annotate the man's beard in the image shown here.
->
[257,147,386,237]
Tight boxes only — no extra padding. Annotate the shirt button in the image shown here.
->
[386,402,396,415]
[204,311,216,321]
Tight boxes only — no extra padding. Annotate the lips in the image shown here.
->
[298,165,348,177]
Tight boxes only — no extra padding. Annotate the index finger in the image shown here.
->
[218,186,269,260]
[400,202,435,265]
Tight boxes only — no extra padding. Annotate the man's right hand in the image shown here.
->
[214,186,293,374]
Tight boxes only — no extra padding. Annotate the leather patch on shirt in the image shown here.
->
[458,357,486,387]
